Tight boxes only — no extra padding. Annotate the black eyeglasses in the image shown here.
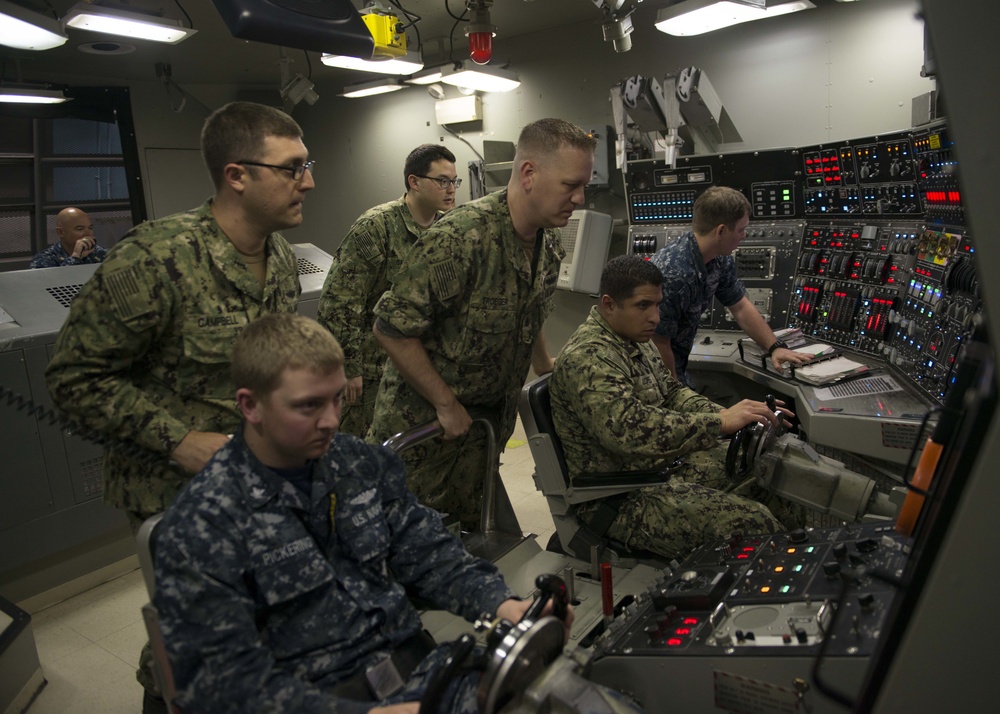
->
[415,174,462,189]
[238,159,316,181]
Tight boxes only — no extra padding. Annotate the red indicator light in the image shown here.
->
[736,554,750,559]
[676,628,691,635]
[742,546,755,552]
[683,617,699,625]
[667,638,683,646]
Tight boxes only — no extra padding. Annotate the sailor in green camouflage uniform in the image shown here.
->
[369,119,598,530]
[45,102,313,713]
[317,145,458,438]
[550,255,789,562]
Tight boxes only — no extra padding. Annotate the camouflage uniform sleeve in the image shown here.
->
[377,447,515,618]
[558,346,722,463]
[373,224,470,338]
[45,240,191,455]
[317,216,388,379]
[155,506,357,714]
[659,366,724,415]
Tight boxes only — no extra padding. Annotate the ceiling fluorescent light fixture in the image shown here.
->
[63,3,197,44]
[406,67,446,85]
[321,50,423,75]
[0,87,70,104]
[0,0,67,50]
[655,0,814,37]
[340,78,404,98]
[440,62,520,93]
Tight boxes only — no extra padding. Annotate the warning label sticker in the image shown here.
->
[714,670,800,714]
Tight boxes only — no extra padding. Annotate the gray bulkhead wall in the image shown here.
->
[293,0,931,354]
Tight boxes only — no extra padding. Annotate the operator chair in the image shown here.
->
[136,513,182,714]
[517,374,674,573]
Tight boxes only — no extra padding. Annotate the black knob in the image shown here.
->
[788,528,808,544]
[766,394,777,411]
[524,573,569,622]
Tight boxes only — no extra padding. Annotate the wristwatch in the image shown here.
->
[767,339,788,356]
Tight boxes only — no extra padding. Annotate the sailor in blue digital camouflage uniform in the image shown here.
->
[153,314,570,714]
[368,118,596,530]
[550,255,800,562]
[29,207,108,268]
[317,144,459,438]
[649,186,813,387]
[46,101,312,713]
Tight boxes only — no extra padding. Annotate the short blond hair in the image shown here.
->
[514,118,597,166]
[232,314,343,396]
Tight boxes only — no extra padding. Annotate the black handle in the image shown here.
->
[523,573,569,623]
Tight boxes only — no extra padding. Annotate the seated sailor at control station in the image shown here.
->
[649,186,814,387]
[549,255,802,562]
[153,313,645,714]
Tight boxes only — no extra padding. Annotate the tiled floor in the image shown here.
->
[22,419,553,714]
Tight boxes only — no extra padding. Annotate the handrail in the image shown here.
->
[383,408,500,534]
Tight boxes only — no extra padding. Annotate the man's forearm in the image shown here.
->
[373,320,457,410]
[729,297,777,348]
[531,332,555,375]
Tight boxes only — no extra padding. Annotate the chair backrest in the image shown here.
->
[136,513,182,712]
[521,374,570,483]
[136,512,164,598]
[519,374,672,571]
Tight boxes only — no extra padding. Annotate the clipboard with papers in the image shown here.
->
[738,329,870,385]
[790,354,871,386]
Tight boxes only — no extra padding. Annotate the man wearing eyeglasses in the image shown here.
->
[45,101,311,714]
[369,119,597,531]
[317,144,458,438]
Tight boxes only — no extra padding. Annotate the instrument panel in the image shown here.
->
[624,121,977,406]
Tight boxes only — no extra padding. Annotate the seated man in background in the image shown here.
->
[550,255,795,562]
[154,314,557,713]
[318,144,459,438]
[650,186,812,387]
[29,207,107,268]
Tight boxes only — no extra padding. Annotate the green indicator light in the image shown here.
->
[781,585,791,593]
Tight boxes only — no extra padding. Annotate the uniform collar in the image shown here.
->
[589,305,643,359]
[231,428,336,512]
[200,199,282,301]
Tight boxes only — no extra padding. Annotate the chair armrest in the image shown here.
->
[573,468,671,489]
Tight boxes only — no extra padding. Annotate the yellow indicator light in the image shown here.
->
[761,586,771,593]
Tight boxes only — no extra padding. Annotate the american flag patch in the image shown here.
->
[106,266,147,321]
[430,260,460,300]
[355,231,381,262]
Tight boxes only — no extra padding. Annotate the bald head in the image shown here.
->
[56,208,95,255]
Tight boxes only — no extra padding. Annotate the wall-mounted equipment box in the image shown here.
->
[435,95,482,125]
[557,209,613,294]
